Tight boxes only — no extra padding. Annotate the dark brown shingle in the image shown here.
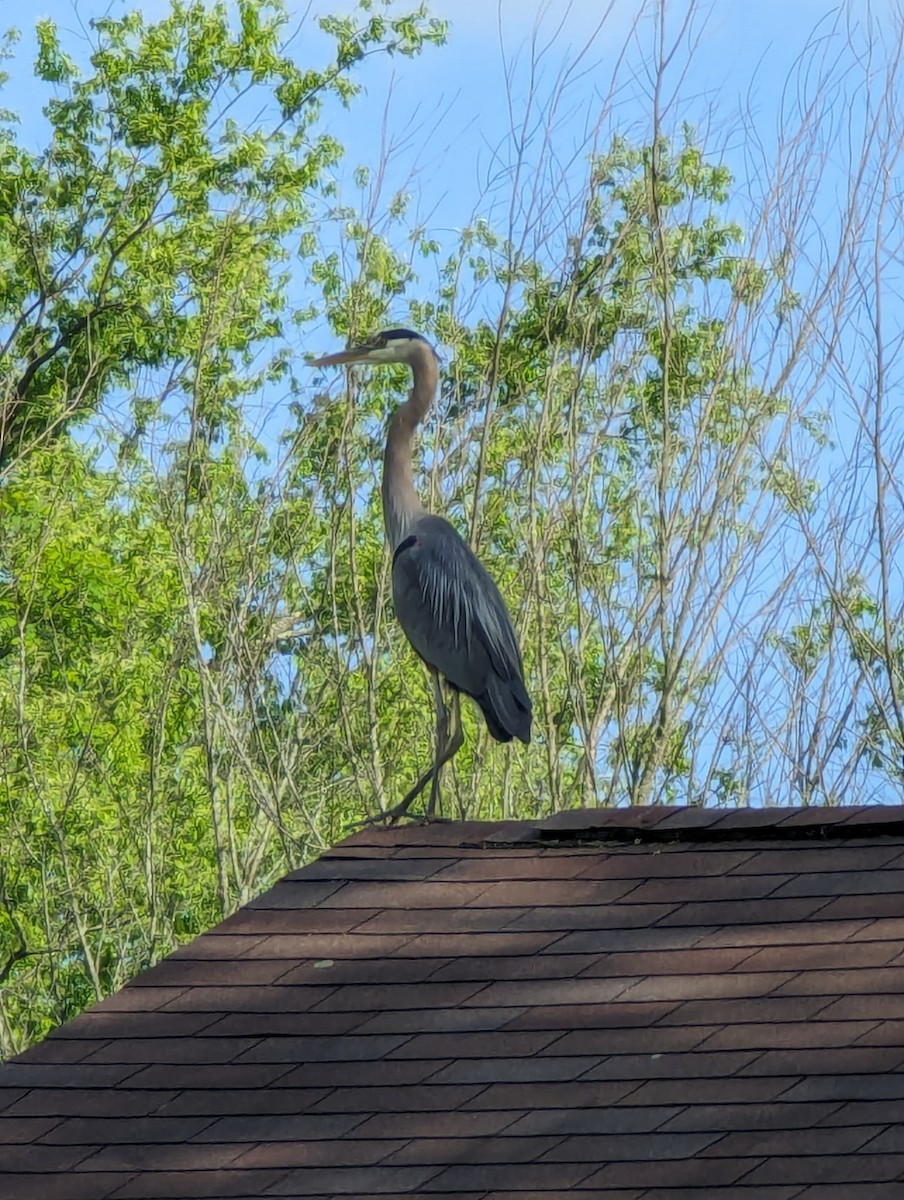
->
[4,804,904,1197]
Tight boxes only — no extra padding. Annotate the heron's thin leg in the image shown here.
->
[362,671,447,825]
[426,689,462,820]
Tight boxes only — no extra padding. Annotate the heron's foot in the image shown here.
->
[356,805,427,828]
[358,766,436,827]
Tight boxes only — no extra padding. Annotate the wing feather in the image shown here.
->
[391,514,531,742]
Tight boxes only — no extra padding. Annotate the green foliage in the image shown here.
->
[0,0,445,1056]
[2,2,903,1060]
[1,444,206,1041]
[0,0,444,467]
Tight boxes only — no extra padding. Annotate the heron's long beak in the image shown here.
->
[309,345,372,368]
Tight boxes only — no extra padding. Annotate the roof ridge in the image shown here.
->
[526,815,904,848]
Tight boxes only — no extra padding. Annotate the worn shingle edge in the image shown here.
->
[481,807,904,850]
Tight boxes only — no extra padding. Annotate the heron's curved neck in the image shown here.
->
[382,342,438,550]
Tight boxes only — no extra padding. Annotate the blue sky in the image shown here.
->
[3,0,891,418]
[3,1,877,232]
[3,1,903,804]
[1,1,886,452]
[1,0,894,441]
[312,2,854,246]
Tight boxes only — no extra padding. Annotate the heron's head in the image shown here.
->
[310,328,438,369]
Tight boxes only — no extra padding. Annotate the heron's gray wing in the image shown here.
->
[391,515,531,742]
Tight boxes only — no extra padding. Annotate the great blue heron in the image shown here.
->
[311,328,532,822]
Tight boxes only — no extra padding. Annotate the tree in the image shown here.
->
[4,0,904,1057]
[0,0,445,471]
[0,0,446,1056]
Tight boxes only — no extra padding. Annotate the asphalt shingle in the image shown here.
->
[4,804,904,1197]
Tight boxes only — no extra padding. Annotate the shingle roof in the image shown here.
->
[4,805,904,1198]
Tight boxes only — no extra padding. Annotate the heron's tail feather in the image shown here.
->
[478,675,532,745]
